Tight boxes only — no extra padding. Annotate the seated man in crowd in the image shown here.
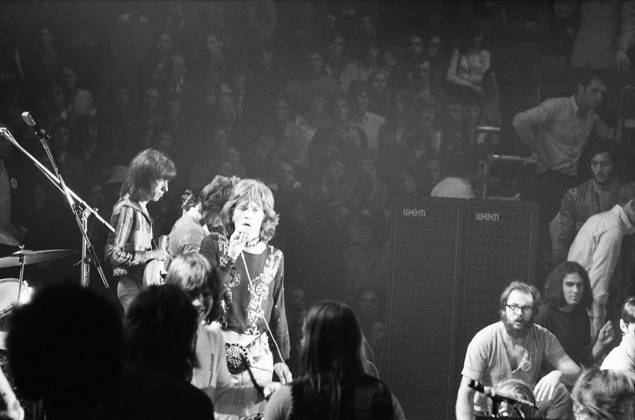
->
[456,281,581,420]
[550,140,621,263]
[601,296,635,382]
[568,182,635,337]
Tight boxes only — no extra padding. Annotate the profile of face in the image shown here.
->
[151,178,169,202]
[578,79,607,111]
[232,200,265,241]
[501,290,535,336]
[590,152,613,185]
[620,316,635,348]
[562,273,584,308]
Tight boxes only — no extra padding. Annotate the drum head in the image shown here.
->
[0,278,32,319]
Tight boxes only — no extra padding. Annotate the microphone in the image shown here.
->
[21,112,51,141]
[468,379,537,408]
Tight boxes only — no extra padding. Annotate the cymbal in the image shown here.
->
[0,249,78,268]
[0,228,18,247]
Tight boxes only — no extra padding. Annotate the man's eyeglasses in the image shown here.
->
[505,304,533,314]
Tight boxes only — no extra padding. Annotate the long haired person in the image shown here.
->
[105,148,176,312]
[167,253,278,419]
[536,261,614,366]
[199,178,291,418]
[263,301,405,420]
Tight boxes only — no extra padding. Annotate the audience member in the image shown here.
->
[568,182,635,338]
[601,296,635,382]
[491,378,543,419]
[119,284,214,420]
[536,261,614,367]
[572,368,635,420]
[167,253,277,419]
[7,284,122,420]
[263,301,406,420]
[456,281,581,419]
[512,70,614,227]
[551,140,622,264]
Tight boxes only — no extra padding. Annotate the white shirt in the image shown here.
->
[355,111,386,150]
[568,204,635,301]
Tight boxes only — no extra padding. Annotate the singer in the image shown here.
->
[199,178,291,419]
[105,148,175,312]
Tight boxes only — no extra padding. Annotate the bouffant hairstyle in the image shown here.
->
[220,178,279,243]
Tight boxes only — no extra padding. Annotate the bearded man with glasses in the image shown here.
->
[456,281,582,420]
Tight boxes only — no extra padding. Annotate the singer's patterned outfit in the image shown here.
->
[199,232,290,419]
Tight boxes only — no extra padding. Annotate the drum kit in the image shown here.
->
[0,227,77,345]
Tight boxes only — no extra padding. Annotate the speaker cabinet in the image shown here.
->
[386,198,465,419]
[385,198,538,419]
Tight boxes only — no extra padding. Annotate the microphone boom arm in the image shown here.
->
[0,127,113,232]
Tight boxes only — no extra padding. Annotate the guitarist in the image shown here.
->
[105,148,176,312]
[168,175,238,257]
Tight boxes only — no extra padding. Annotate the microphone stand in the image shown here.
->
[0,126,117,304]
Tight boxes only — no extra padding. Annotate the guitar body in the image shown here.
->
[142,259,166,287]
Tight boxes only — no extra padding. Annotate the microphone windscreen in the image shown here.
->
[21,112,36,127]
